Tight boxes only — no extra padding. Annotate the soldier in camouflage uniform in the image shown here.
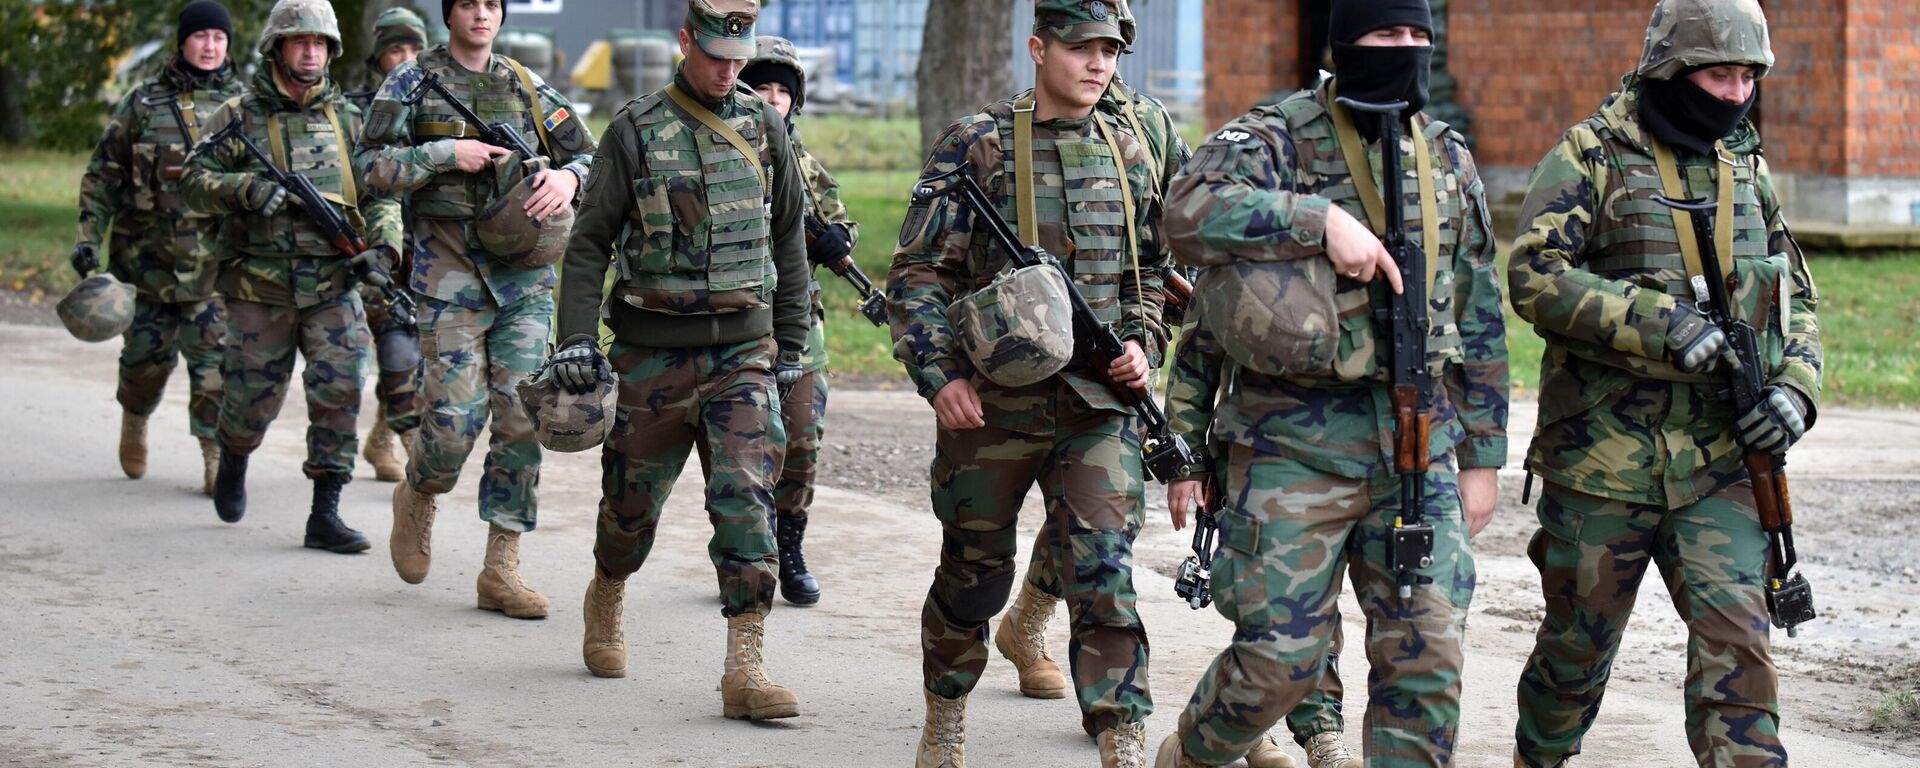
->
[550,0,809,722]
[356,0,596,618]
[891,1,1168,764]
[1152,2,1510,766]
[181,0,402,553]
[344,6,428,483]
[738,34,859,607]
[1509,2,1820,766]
[73,0,242,493]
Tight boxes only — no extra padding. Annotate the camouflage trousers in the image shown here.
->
[924,391,1150,736]
[772,367,828,520]
[595,338,782,618]
[119,296,226,439]
[406,292,551,532]
[362,286,422,435]
[217,294,368,481]
[1174,444,1472,768]
[1515,481,1782,768]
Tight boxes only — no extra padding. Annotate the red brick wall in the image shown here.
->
[1202,0,1918,180]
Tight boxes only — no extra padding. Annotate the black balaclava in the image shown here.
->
[739,62,802,115]
[1639,68,1755,157]
[1328,0,1433,139]
[175,0,232,77]
[444,0,504,28]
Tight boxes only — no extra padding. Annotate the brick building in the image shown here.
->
[1205,0,1920,226]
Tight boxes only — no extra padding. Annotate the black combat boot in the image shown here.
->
[305,476,371,553]
[213,449,249,523]
[775,515,820,606]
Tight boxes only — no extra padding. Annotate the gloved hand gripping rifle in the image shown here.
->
[913,162,1194,483]
[805,215,887,327]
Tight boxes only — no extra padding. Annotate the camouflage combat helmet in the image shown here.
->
[56,274,136,343]
[1637,0,1774,81]
[745,35,805,111]
[365,7,426,68]
[516,362,616,453]
[256,0,342,58]
[1195,260,1341,378]
[477,155,574,270]
[947,263,1076,388]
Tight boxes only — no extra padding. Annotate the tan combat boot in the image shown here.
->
[119,412,148,479]
[1099,721,1148,768]
[582,570,627,678]
[197,437,218,496]
[993,581,1067,698]
[364,416,403,482]
[721,612,800,720]
[916,691,967,768]
[1153,733,1208,768]
[1303,732,1357,768]
[389,483,437,584]
[476,526,549,619]
[1244,730,1299,768]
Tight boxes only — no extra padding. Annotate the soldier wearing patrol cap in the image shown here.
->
[889,1,1168,764]
[73,0,243,493]
[549,0,811,722]
[1508,1,1820,765]
[346,5,429,484]
[1152,0,1510,765]
[179,0,403,553]
[355,0,596,618]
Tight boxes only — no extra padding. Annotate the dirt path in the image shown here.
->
[1,322,1915,766]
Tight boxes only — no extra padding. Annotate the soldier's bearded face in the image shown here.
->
[277,34,330,86]
[448,0,501,49]
[378,43,423,76]
[1030,35,1118,115]
[754,82,793,118]
[677,28,748,102]
[180,29,228,71]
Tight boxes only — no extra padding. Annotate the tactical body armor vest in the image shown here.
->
[987,100,1134,325]
[1261,88,1470,382]
[408,48,545,220]
[613,85,777,317]
[1569,104,1786,381]
[227,96,358,259]
[128,78,233,224]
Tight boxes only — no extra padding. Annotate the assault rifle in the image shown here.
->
[1337,96,1433,599]
[805,215,887,327]
[408,70,540,161]
[1173,482,1219,610]
[217,120,417,333]
[913,162,1194,483]
[1159,266,1195,329]
[1652,194,1817,637]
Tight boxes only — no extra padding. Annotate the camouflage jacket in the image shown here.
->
[1162,82,1509,480]
[354,45,595,311]
[76,59,243,303]
[1508,79,1822,508]
[181,69,402,309]
[890,97,1168,435]
[794,126,857,373]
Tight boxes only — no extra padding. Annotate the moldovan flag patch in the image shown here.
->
[544,107,570,131]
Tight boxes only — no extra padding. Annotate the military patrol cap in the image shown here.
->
[57,274,136,343]
[1638,0,1774,81]
[1033,0,1127,46]
[687,0,759,61]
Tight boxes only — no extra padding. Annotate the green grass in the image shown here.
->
[1805,252,1920,406]
[0,149,88,302]
[818,169,917,378]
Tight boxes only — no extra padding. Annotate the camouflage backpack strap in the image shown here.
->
[1651,137,1736,288]
[1328,86,1439,292]
[501,55,554,158]
[1090,111,1143,318]
[664,82,766,194]
[1011,96,1039,245]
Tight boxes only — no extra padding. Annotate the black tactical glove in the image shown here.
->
[349,247,394,289]
[242,176,294,216]
[70,243,99,277]
[1666,303,1727,374]
[549,339,610,396]
[1738,385,1811,456]
[806,222,853,266]
[775,350,806,398]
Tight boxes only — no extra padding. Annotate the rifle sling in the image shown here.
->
[666,83,766,195]
[1012,98,1039,246]
[502,56,554,158]
[1652,138,1736,290]
[1330,92,1439,293]
[1089,111,1145,331]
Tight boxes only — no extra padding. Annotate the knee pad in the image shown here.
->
[941,527,1017,624]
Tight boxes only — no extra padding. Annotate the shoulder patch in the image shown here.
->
[1212,128,1254,144]
[364,99,403,142]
